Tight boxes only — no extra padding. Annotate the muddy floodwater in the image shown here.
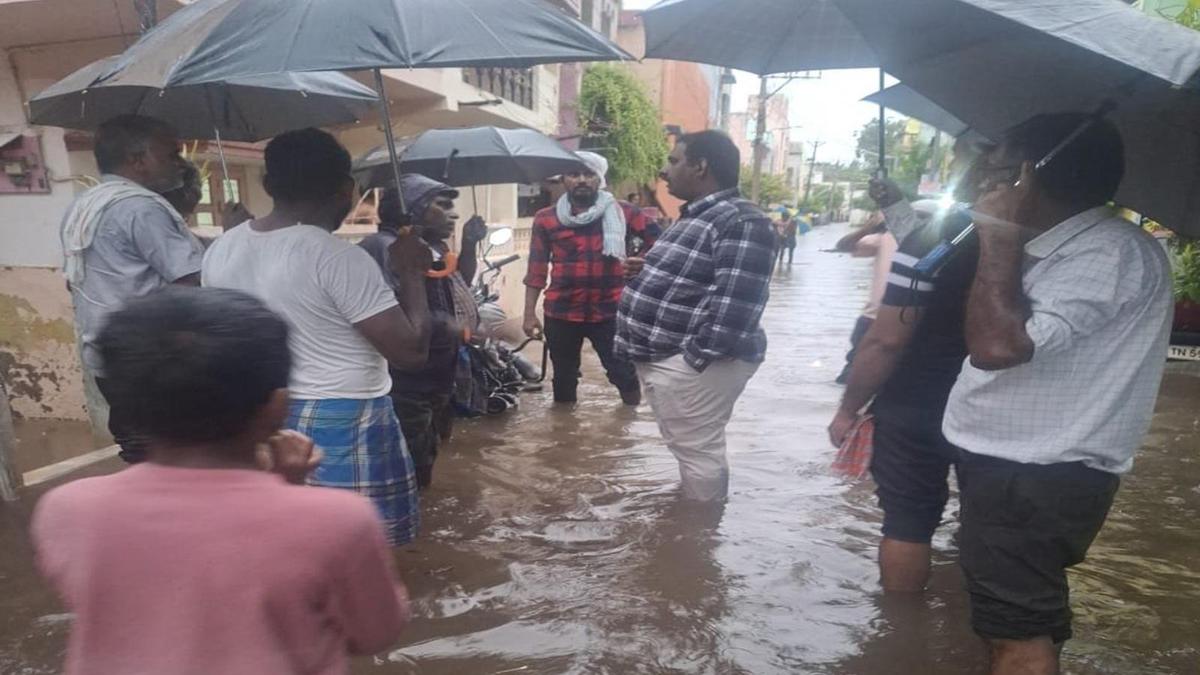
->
[2,224,1198,674]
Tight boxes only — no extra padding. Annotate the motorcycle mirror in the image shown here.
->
[487,226,514,248]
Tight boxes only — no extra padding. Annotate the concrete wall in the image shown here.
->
[0,267,87,421]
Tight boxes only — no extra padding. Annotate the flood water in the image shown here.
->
[1,223,1198,674]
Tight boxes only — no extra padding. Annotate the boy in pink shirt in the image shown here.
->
[32,287,410,675]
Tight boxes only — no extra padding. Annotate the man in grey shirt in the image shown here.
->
[61,114,202,463]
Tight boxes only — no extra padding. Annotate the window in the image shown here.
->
[462,67,536,109]
[518,183,553,218]
[580,0,594,26]
[191,166,246,230]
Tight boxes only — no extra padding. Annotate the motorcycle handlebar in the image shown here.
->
[489,253,521,270]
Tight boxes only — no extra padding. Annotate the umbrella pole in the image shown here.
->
[373,68,407,216]
[877,68,886,178]
[472,185,479,215]
[213,127,233,202]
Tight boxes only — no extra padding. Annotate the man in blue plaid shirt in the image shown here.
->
[616,130,776,502]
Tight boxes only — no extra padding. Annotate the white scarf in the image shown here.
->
[61,176,188,285]
[556,191,626,259]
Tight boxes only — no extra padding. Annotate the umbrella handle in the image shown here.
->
[213,127,233,202]
[442,148,459,183]
[876,68,887,177]
[373,68,407,221]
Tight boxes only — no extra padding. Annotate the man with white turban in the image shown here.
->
[522,151,659,405]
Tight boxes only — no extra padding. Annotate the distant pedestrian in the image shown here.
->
[360,175,488,489]
[32,287,410,675]
[617,130,775,502]
[203,128,430,545]
[59,114,203,464]
[946,114,1170,675]
[775,210,798,267]
[523,151,658,405]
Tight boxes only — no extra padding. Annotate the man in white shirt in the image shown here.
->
[944,114,1171,675]
[60,115,202,463]
[203,128,432,546]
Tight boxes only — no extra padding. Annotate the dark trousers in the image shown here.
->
[94,376,148,464]
[544,317,639,402]
[956,449,1118,644]
[777,238,795,266]
[390,389,454,489]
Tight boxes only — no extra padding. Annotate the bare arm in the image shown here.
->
[835,221,886,252]
[964,225,1033,370]
[839,305,921,415]
[828,305,921,446]
[522,218,549,337]
[457,216,488,286]
[523,286,543,337]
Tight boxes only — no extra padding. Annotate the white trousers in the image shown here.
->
[636,355,759,502]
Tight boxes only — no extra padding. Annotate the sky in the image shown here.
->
[621,0,900,164]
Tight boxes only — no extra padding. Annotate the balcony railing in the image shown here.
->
[462,67,535,109]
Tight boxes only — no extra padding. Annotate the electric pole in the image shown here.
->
[801,140,822,206]
[750,77,770,204]
[750,72,818,204]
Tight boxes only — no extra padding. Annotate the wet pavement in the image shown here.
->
[2,223,1199,674]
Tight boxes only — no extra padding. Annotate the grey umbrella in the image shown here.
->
[861,85,974,141]
[96,0,632,207]
[29,56,378,142]
[354,127,586,190]
[835,0,1200,236]
[642,0,1200,234]
[642,0,1200,83]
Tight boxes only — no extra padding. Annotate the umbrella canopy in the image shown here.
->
[28,56,378,142]
[100,0,631,85]
[354,126,586,190]
[642,0,1200,234]
[862,85,973,140]
[642,0,875,75]
[642,0,1200,82]
[832,0,1200,234]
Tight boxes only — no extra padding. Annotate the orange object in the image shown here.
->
[425,252,458,279]
[832,415,874,480]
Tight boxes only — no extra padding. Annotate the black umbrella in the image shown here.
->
[29,56,378,142]
[354,126,586,190]
[95,0,631,210]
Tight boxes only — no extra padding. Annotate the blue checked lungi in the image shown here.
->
[287,397,419,546]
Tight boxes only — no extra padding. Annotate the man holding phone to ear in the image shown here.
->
[944,114,1171,675]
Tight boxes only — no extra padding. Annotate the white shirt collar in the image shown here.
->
[1024,205,1117,260]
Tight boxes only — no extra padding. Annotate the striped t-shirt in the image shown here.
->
[872,208,978,423]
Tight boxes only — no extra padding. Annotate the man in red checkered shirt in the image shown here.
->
[523,151,658,405]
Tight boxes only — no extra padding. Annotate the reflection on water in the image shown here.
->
[1,224,1197,674]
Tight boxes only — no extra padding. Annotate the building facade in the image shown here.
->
[727,91,791,180]
[0,0,569,473]
[615,10,713,219]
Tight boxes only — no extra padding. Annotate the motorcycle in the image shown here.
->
[454,226,546,416]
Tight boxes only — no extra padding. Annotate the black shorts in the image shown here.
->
[869,415,959,543]
[957,449,1119,644]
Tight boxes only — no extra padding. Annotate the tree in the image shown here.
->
[854,117,945,198]
[739,166,791,205]
[577,65,670,186]
[800,183,845,213]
